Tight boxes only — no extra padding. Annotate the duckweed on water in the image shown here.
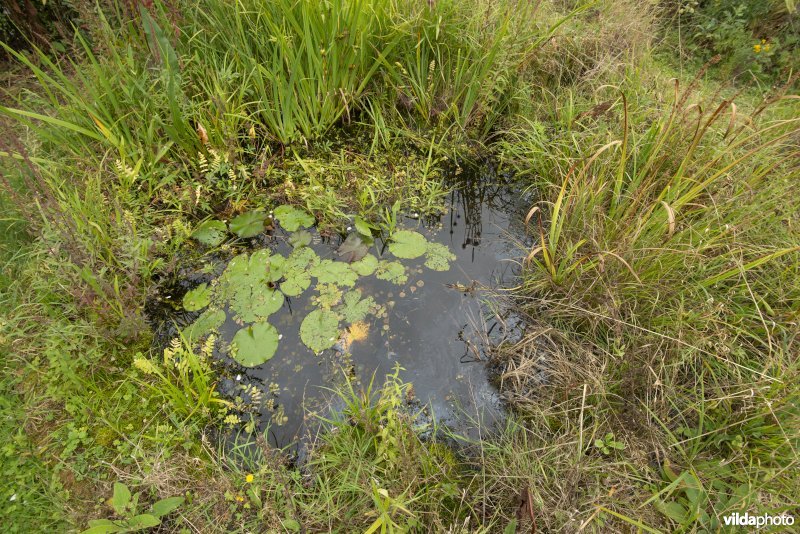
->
[181,205,455,364]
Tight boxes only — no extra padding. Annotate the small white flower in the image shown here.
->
[9,494,17,502]
[278,334,283,340]
[236,374,242,381]
[347,226,352,231]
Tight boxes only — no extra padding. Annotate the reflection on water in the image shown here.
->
[150,162,530,452]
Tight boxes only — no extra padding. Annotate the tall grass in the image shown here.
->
[184,0,399,145]
[497,76,800,529]
[514,82,799,347]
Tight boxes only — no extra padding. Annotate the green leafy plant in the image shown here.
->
[593,432,625,455]
[300,309,340,353]
[274,205,315,231]
[80,482,183,534]
[229,211,267,238]
[182,283,212,312]
[387,230,428,259]
[231,323,281,367]
[190,219,228,246]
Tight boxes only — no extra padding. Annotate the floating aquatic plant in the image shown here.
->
[182,283,212,311]
[388,230,428,259]
[182,307,226,341]
[299,309,340,353]
[231,323,280,366]
[229,211,268,238]
[217,251,284,323]
[424,242,457,271]
[288,230,312,248]
[182,211,457,361]
[311,259,358,287]
[337,289,377,324]
[274,205,314,231]
[375,260,408,285]
[351,253,378,276]
[191,219,227,246]
[337,233,371,262]
[314,283,344,309]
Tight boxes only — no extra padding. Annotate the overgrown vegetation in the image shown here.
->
[1,0,798,531]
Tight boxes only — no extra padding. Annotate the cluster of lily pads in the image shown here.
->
[181,205,456,368]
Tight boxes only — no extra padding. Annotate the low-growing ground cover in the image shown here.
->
[1,0,798,532]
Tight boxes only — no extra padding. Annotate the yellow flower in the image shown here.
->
[235,495,245,502]
[245,474,254,483]
[764,44,771,52]
[761,39,766,44]
[753,44,761,53]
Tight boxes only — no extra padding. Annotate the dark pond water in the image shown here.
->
[149,163,531,452]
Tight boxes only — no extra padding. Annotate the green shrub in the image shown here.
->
[673,0,799,81]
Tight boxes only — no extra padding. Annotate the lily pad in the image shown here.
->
[274,205,314,231]
[182,307,225,340]
[300,309,340,352]
[337,233,370,262]
[424,242,456,271]
[229,211,267,238]
[285,247,320,271]
[191,220,227,246]
[310,259,358,287]
[315,283,343,309]
[183,283,212,311]
[338,289,376,324]
[281,270,311,296]
[351,253,378,276]
[376,260,408,285]
[388,230,427,259]
[217,252,283,322]
[288,230,312,248]
[231,323,279,367]
[238,288,284,323]
[266,253,286,282]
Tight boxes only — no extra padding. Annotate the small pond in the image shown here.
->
[149,163,531,452]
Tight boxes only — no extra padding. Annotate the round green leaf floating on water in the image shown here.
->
[311,259,358,287]
[183,283,212,311]
[351,253,378,276]
[191,219,227,246]
[388,230,427,259]
[288,230,312,248]
[274,205,314,232]
[281,270,311,296]
[229,211,267,238]
[237,287,284,323]
[300,309,340,352]
[376,260,408,285]
[424,242,457,271]
[182,307,226,341]
[231,323,280,367]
